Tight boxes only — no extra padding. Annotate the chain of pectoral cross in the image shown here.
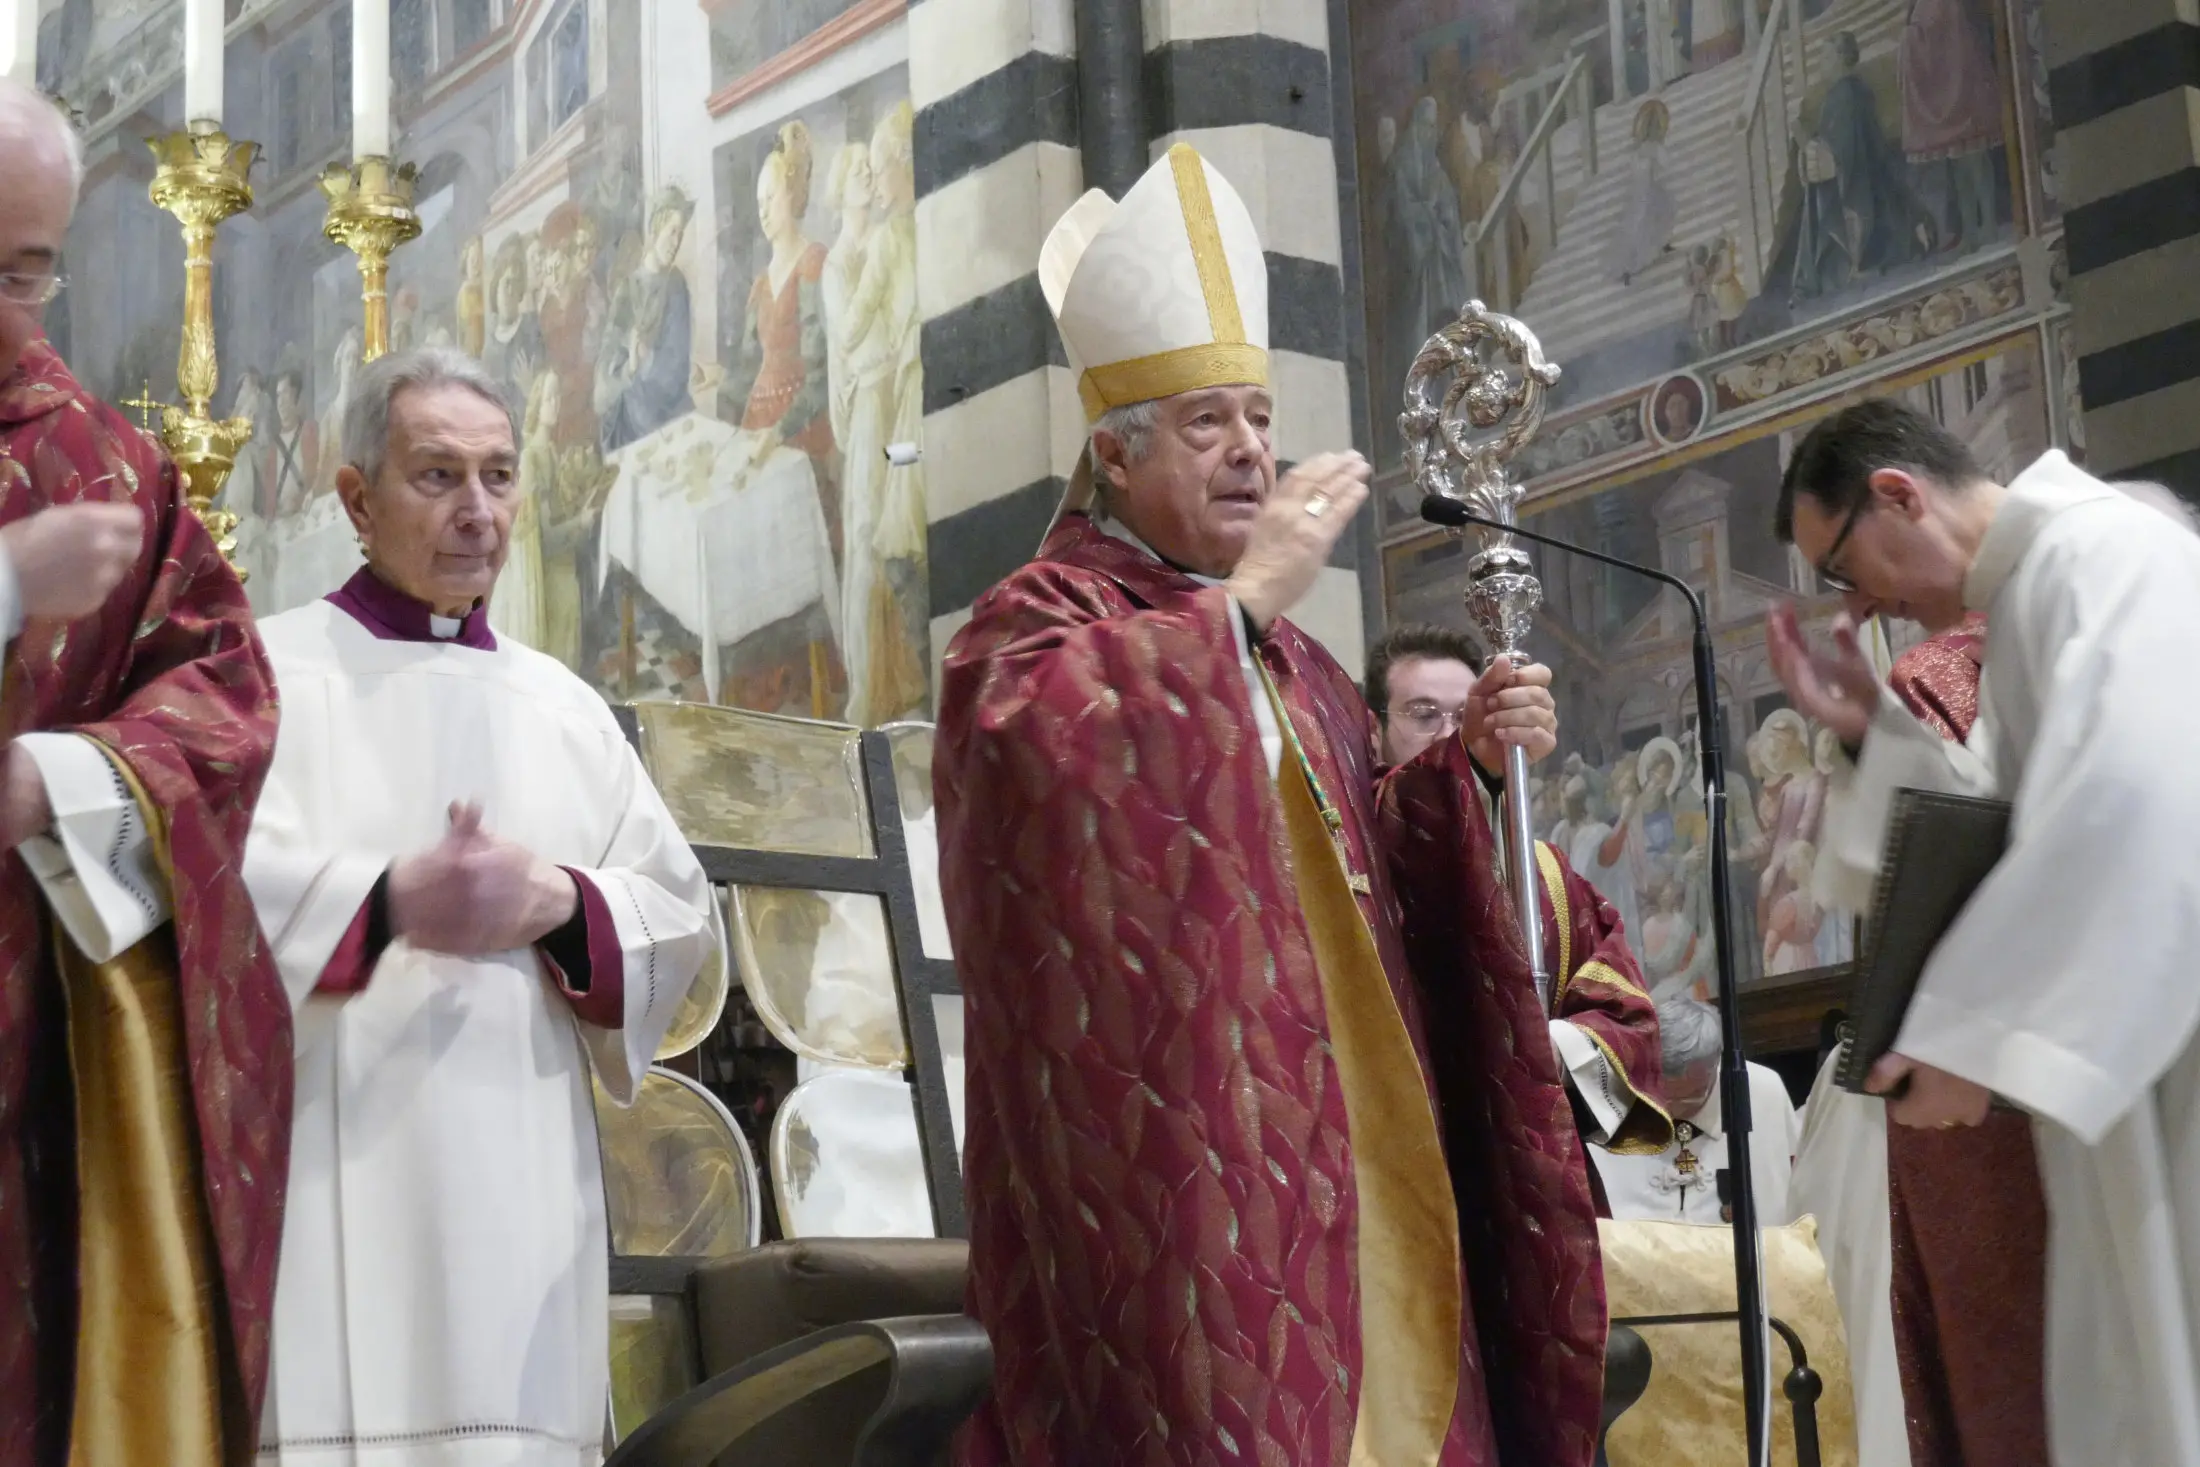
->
[1258,660,1373,896]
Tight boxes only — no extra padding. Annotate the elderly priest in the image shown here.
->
[242,349,715,1466]
[936,144,1608,1467]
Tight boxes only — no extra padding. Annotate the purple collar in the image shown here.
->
[325,567,498,650]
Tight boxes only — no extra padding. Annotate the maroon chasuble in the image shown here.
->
[1883,614,2051,1467]
[935,515,1606,1467]
[0,342,286,1466]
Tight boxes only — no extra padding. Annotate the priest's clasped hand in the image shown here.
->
[1463,655,1558,771]
[388,801,581,956]
[1866,1052,1993,1129]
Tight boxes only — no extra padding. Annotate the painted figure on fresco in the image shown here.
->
[1381,97,1470,448]
[1690,0,1745,68]
[1605,99,1676,286]
[313,329,363,500]
[486,233,542,402]
[539,202,607,453]
[1441,66,1530,307]
[598,186,697,456]
[832,102,929,725]
[1798,32,1933,299]
[458,234,487,359]
[267,369,320,516]
[722,121,836,497]
[1902,0,2006,254]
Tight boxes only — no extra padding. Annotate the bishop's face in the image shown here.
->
[1103,385,1276,579]
[340,383,519,617]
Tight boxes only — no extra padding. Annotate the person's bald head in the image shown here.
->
[0,79,79,383]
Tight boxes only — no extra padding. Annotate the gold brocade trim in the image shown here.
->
[1265,681,1461,1467]
[1573,959,1649,1000]
[1166,143,1245,347]
[1534,842,1570,1011]
[1581,1026,1677,1155]
[65,747,226,1467]
[1078,343,1270,421]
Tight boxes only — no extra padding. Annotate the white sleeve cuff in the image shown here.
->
[15,733,169,962]
[1552,1017,1626,1143]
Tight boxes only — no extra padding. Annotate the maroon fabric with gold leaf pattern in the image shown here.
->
[935,514,1605,1467]
[1882,614,2051,1467]
[1539,843,1671,1161]
[0,342,286,1467]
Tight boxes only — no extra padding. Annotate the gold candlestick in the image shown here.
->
[147,126,258,571]
[319,156,421,363]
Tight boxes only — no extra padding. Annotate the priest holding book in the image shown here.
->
[1767,399,2200,1467]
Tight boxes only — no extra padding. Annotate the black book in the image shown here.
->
[1835,788,2012,1095]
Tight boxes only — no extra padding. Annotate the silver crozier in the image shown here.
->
[1400,301,1562,1007]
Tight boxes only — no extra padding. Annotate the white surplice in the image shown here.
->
[1790,1049,1911,1467]
[1816,451,2200,1467]
[244,600,714,1467]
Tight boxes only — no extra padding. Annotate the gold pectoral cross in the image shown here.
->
[1321,804,1373,895]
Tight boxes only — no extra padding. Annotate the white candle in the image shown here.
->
[183,0,222,126]
[1,0,37,88]
[351,0,391,160]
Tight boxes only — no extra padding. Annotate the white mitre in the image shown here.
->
[1039,143,1269,531]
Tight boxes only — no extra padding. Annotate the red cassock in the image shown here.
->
[0,342,286,1467]
[935,515,1607,1467]
[1882,613,2051,1467]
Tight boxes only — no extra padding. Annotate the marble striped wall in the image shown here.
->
[2047,0,2200,494]
[910,0,1378,681]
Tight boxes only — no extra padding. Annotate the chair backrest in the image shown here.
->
[622,704,967,1237]
[771,1068,935,1240]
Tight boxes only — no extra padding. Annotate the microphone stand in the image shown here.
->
[1422,493,1774,1467]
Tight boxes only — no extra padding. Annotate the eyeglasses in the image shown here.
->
[0,272,66,309]
[1814,496,1870,593]
[1391,700,1468,735]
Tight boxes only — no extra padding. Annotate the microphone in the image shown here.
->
[1423,491,1776,1458]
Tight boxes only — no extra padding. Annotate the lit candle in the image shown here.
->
[1,0,36,88]
[183,0,223,126]
[351,0,391,160]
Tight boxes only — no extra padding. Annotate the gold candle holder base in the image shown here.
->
[147,126,258,573]
[319,156,422,364]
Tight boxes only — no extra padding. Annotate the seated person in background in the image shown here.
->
[242,348,718,1465]
[1367,623,1672,1176]
[1594,995,1798,1225]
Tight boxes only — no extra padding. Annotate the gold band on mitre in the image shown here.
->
[1077,341,1271,421]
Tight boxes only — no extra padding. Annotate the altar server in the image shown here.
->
[245,349,714,1466]
[1770,398,2200,1467]
[937,143,1608,1467]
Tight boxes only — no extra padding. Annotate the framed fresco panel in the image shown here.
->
[1348,0,2050,541]
[1382,330,2050,1008]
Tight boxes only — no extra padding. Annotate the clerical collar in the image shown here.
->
[326,567,498,650]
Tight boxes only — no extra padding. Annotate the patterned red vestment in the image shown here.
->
[0,342,287,1466]
[1532,839,1671,1167]
[935,515,1606,1467]
[1882,613,2051,1467]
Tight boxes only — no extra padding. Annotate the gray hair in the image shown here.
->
[1091,398,1160,465]
[1656,995,1723,1077]
[0,78,83,202]
[341,347,519,485]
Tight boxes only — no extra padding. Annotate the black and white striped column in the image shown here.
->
[2049,0,2200,495]
[1144,0,1374,674]
[910,0,1085,669]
